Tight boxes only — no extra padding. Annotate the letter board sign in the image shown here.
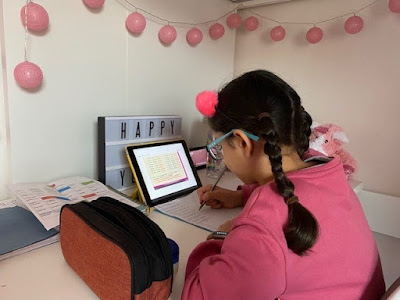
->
[98,115,182,191]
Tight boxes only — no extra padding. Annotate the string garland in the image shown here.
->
[121,0,240,27]
[13,0,400,90]
[247,0,382,26]
[14,0,48,90]
[23,0,29,61]
[115,0,392,44]
[119,0,383,27]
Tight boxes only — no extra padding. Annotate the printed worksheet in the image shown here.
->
[156,191,242,232]
[0,198,27,209]
[8,177,139,230]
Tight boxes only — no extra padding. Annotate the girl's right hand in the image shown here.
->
[197,185,243,209]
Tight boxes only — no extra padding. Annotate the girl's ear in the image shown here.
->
[232,129,254,158]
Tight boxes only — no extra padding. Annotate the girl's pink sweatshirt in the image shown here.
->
[182,156,385,300]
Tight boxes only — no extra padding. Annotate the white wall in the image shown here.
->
[0,0,12,200]
[234,0,400,197]
[0,0,235,198]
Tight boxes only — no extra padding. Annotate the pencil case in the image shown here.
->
[59,196,173,300]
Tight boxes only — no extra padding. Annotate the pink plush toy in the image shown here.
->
[309,123,357,179]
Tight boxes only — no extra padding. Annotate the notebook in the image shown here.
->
[0,206,59,260]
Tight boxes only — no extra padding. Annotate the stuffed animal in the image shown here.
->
[309,123,357,179]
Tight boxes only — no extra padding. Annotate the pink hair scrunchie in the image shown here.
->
[195,90,218,117]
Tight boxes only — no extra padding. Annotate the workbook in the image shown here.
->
[155,191,242,232]
[155,170,244,232]
[0,206,59,261]
[8,177,142,231]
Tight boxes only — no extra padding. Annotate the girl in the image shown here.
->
[182,70,385,299]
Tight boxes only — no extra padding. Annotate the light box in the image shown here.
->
[98,115,182,191]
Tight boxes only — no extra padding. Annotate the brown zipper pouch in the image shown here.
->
[60,197,173,300]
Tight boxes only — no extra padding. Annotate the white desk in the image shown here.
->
[0,170,237,300]
[0,211,209,300]
[0,170,362,300]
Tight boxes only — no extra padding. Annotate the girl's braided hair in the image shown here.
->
[209,70,318,255]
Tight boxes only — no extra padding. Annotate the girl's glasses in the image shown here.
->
[206,129,259,160]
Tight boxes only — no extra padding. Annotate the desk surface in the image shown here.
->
[0,170,235,300]
[0,210,208,300]
[0,170,363,300]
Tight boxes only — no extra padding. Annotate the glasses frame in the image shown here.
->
[206,129,259,161]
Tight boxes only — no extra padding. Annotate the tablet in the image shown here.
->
[125,139,202,207]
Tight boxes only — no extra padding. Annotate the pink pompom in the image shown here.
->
[345,16,364,34]
[270,25,286,41]
[20,3,49,32]
[158,25,177,45]
[245,16,259,31]
[389,0,400,13]
[14,61,43,89]
[306,26,323,44]
[196,91,218,117]
[227,13,242,29]
[209,23,225,40]
[186,28,203,46]
[83,0,105,9]
[126,12,146,34]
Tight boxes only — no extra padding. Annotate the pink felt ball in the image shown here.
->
[83,0,105,9]
[270,25,286,41]
[20,3,49,32]
[227,13,242,29]
[389,0,400,13]
[158,25,177,45]
[14,61,43,89]
[345,16,364,34]
[196,91,218,117]
[245,16,259,31]
[306,26,323,44]
[126,12,146,34]
[209,23,225,40]
[186,28,203,46]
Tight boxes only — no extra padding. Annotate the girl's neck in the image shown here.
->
[256,149,316,185]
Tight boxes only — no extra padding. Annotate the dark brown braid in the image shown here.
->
[293,102,313,159]
[209,69,319,255]
[259,115,318,256]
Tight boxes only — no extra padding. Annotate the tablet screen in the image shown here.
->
[126,140,202,207]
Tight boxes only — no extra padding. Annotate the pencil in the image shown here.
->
[199,166,226,211]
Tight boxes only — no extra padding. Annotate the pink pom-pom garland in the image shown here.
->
[306,26,323,44]
[389,0,400,13]
[345,16,364,34]
[14,61,43,89]
[270,26,286,41]
[186,28,203,46]
[196,91,218,117]
[20,2,49,32]
[209,23,225,40]
[245,16,259,31]
[158,25,177,45]
[83,0,105,9]
[126,12,146,34]
[227,13,242,29]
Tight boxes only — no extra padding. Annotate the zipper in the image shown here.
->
[97,197,173,279]
[85,200,163,282]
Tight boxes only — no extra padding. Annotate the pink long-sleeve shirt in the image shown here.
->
[182,156,385,300]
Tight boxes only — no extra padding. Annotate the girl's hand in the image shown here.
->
[197,185,243,209]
